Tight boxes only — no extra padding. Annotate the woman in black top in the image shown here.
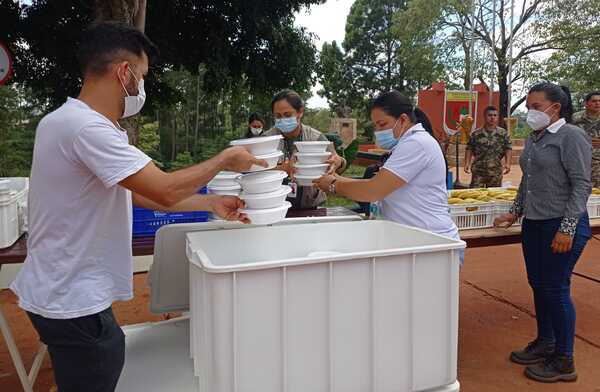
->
[494,82,591,383]
[244,112,265,138]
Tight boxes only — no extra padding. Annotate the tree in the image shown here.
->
[316,41,354,113]
[541,0,600,103]
[343,0,443,97]
[9,0,321,111]
[316,0,444,118]
[401,0,595,121]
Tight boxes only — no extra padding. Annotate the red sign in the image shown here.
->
[0,41,13,85]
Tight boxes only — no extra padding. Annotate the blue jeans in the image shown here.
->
[521,214,591,357]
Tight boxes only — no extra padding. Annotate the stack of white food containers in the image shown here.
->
[237,170,291,225]
[229,135,284,172]
[294,141,331,186]
[227,135,291,224]
[207,171,242,196]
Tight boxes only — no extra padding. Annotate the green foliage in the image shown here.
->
[8,0,321,111]
[0,85,39,177]
[169,151,195,171]
[316,0,444,119]
[302,108,333,133]
[540,0,600,99]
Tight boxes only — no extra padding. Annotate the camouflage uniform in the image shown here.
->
[263,124,337,209]
[467,126,512,188]
[573,110,600,187]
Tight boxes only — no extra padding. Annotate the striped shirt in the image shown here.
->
[510,119,592,236]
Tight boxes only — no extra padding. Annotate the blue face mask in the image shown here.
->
[275,116,298,134]
[375,119,400,149]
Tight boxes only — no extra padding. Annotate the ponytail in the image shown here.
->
[414,107,434,137]
[559,85,574,123]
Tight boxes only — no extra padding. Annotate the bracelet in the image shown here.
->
[328,179,337,194]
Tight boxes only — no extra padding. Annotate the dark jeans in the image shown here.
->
[521,214,591,357]
[27,307,125,392]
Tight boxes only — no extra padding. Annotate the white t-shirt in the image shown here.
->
[380,123,459,240]
[10,97,151,319]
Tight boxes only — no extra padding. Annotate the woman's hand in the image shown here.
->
[278,159,295,177]
[209,195,250,223]
[325,154,344,175]
[551,232,573,253]
[314,174,337,194]
[493,213,517,229]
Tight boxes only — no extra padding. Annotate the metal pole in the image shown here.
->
[490,0,497,106]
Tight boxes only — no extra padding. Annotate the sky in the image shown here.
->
[294,0,355,108]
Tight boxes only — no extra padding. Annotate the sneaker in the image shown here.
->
[524,355,577,383]
[509,339,555,365]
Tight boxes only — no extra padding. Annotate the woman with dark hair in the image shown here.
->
[314,90,460,247]
[494,82,591,383]
[245,112,266,138]
[262,89,346,209]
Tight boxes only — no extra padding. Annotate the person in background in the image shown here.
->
[9,22,264,392]
[573,91,600,187]
[464,105,512,188]
[262,89,347,209]
[314,90,461,254]
[245,112,266,138]
[494,82,591,383]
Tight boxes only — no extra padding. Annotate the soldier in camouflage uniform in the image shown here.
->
[464,106,512,188]
[573,91,600,187]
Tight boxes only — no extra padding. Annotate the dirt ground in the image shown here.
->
[1,165,599,391]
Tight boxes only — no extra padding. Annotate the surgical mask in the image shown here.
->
[250,127,263,136]
[120,68,146,118]
[375,119,400,150]
[275,117,298,134]
[526,106,554,131]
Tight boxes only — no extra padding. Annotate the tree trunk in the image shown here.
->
[497,65,509,127]
[94,0,147,146]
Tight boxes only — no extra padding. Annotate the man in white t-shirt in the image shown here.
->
[9,22,265,392]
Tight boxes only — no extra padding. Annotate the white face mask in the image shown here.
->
[526,105,555,131]
[120,68,146,118]
[250,127,263,136]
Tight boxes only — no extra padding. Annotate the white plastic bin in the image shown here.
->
[187,220,464,392]
[0,177,28,249]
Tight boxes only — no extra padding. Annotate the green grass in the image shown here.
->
[324,164,366,208]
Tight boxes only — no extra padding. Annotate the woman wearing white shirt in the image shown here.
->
[314,90,460,245]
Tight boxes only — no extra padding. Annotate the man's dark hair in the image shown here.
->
[271,89,304,112]
[77,22,159,76]
[585,91,600,102]
[484,105,498,115]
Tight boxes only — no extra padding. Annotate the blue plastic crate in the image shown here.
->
[132,187,210,237]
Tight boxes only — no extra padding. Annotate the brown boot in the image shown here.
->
[510,339,555,365]
[524,355,577,383]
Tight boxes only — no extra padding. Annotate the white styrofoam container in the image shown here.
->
[295,152,331,164]
[230,135,283,156]
[239,185,291,209]
[294,163,328,177]
[0,177,28,249]
[186,220,464,392]
[247,151,284,172]
[238,170,287,194]
[208,171,241,188]
[294,141,330,153]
